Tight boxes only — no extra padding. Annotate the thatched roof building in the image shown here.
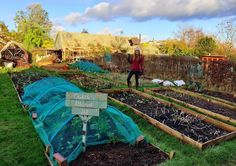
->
[54,31,131,51]
[54,31,134,61]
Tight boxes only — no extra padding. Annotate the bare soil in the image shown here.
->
[10,71,47,95]
[191,90,236,104]
[155,89,236,119]
[61,73,117,90]
[110,91,229,143]
[71,142,169,166]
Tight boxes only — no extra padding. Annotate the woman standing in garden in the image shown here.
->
[127,47,144,89]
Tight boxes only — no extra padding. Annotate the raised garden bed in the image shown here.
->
[10,70,170,166]
[98,72,155,87]
[60,73,119,90]
[144,88,236,124]
[10,70,48,95]
[100,88,236,149]
[71,142,169,166]
[187,89,236,107]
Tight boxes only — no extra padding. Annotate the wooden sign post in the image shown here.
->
[65,92,108,152]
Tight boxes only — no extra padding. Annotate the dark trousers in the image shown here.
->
[127,71,140,89]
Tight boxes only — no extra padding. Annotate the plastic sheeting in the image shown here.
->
[152,79,164,84]
[163,81,175,86]
[152,79,186,87]
[22,77,142,165]
[174,80,186,86]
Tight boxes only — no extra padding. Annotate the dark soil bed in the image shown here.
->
[190,90,236,104]
[155,89,236,119]
[10,71,48,95]
[71,142,168,166]
[61,73,117,90]
[110,92,229,143]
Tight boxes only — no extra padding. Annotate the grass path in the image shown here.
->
[0,70,47,166]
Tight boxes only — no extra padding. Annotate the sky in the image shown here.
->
[0,0,236,41]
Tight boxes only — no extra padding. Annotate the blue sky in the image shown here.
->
[0,0,236,41]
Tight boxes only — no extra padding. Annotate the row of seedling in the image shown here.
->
[144,87,236,124]
[100,88,236,149]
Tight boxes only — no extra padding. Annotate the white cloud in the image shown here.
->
[97,27,124,35]
[64,0,236,25]
[64,12,88,25]
[51,24,65,38]
[85,2,113,21]
[140,35,150,42]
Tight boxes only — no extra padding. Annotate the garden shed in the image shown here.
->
[0,41,29,67]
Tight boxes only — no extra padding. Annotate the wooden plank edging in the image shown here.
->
[144,87,236,125]
[107,96,203,149]
[100,88,236,149]
[172,88,236,110]
[9,73,55,166]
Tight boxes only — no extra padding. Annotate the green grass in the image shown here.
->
[49,67,236,165]
[1,67,236,166]
[109,100,236,166]
[0,69,47,166]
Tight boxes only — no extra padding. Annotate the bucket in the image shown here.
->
[4,62,14,68]
[63,65,68,70]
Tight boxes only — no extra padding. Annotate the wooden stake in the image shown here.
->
[53,153,68,166]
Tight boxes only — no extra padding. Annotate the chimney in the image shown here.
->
[139,34,141,43]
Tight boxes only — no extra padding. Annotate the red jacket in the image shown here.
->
[129,56,144,71]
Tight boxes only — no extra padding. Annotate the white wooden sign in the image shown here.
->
[65,92,108,152]
[71,108,100,117]
[66,92,107,101]
[65,100,107,109]
[65,92,107,115]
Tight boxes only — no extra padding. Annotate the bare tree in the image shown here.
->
[175,26,204,48]
[217,20,236,57]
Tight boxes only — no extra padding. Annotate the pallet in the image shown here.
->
[144,87,236,125]
[100,88,236,149]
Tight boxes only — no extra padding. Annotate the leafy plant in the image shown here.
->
[14,4,52,50]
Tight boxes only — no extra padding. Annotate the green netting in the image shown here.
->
[104,52,112,63]
[22,77,142,165]
[69,60,108,73]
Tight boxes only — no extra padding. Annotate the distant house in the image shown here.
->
[128,37,140,46]
[201,55,228,70]
[54,31,132,61]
